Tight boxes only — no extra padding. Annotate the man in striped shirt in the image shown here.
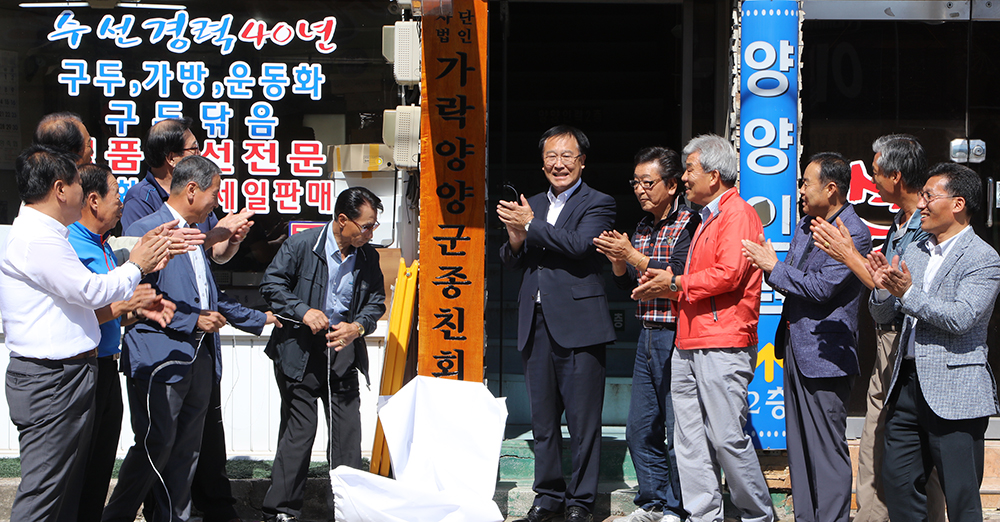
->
[595,147,698,522]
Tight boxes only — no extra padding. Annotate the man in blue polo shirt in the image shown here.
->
[68,163,176,522]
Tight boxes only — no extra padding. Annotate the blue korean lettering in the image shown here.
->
[244,101,278,139]
[93,60,126,97]
[189,14,236,55]
[141,10,190,53]
[47,11,92,50]
[58,59,90,97]
[224,61,255,99]
[96,14,141,48]
[105,101,140,136]
[152,101,184,125]
[200,102,234,139]
[291,63,326,101]
[259,63,290,101]
[177,61,209,99]
[142,61,175,98]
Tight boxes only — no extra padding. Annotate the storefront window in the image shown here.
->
[0,1,399,297]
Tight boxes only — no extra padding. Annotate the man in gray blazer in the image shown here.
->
[868,162,1000,522]
[742,153,871,522]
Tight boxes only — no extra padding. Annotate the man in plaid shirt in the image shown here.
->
[594,147,698,522]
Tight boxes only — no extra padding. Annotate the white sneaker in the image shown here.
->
[613,507,667,522]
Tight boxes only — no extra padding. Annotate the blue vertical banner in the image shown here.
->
[739,0,799,450]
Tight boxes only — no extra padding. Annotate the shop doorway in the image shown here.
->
[484,0,727,428]
[800,3,1000,427]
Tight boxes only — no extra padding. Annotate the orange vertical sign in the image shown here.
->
[417,0,488,381]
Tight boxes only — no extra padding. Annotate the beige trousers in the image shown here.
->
[854,327,946,522]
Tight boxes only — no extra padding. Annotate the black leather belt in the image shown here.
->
[642,320,676,330]
[876,322,903,332]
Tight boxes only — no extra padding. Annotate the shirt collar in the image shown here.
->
[898,208,923,231]
[164,202,187,228]
[926,224,971,256]
[326,222,355,262]
[69,221,103,243]
[648,198,683,228]
[19,206,69,238]
[699,188,733,222]
[547,178,582,205]
[146,170,170,201]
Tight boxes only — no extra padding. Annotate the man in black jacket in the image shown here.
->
[259,186,386,522]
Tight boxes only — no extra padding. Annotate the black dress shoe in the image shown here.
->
[564,506,593,522]
[513,505,559,522]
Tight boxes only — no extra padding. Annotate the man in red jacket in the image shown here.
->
[633,134,773,522]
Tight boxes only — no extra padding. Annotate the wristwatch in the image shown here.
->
[354,321,365,337]
[669,275,679,292]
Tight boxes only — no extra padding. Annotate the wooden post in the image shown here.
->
[416,0,488,382]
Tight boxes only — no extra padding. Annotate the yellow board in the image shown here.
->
[370,258,418,477]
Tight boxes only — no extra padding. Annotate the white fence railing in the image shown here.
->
[0,321,388,461]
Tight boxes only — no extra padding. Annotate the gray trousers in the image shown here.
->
[784,342,854,522]
[670,346,774,522]
[6,355,97,522]
[102,346,213,522]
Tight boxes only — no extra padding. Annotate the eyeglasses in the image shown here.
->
[543,153,582,167]
[350,217,380,233]
[918,191,959,203]
[181,144,200,155]
[628,178,660,191]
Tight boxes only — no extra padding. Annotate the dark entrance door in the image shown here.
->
[484,0,728,428]
[800,6,1000,421]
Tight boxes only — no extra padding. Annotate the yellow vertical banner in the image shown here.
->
[417,0,488,381]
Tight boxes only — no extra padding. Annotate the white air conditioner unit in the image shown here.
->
[393,21,421,86]
[384,105,421,169]
[382,25,395,63]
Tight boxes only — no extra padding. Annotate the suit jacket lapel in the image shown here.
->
[157,205,202,300]
[784,218,811,269]
[929,229,974,292]
[554,183,588,229]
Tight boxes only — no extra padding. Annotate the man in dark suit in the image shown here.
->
[102,155,278,522]
[258,186,386,522]
[869,162,1000,522]
[742,153,872,522]
[498,125,616,522]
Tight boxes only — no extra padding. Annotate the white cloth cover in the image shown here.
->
[331,376,508,522]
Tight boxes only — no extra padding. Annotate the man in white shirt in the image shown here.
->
[0,144,169,522]
[102,155,277,522]
[868,162,1000,522]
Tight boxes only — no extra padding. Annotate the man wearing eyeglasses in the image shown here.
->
[868,163,1000,522]
[259,186,386,522]
[810,135,946,522]
[498,125,616,522]
[122,117,254,265]
[593,147,697,522]
[632,134,773,522]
